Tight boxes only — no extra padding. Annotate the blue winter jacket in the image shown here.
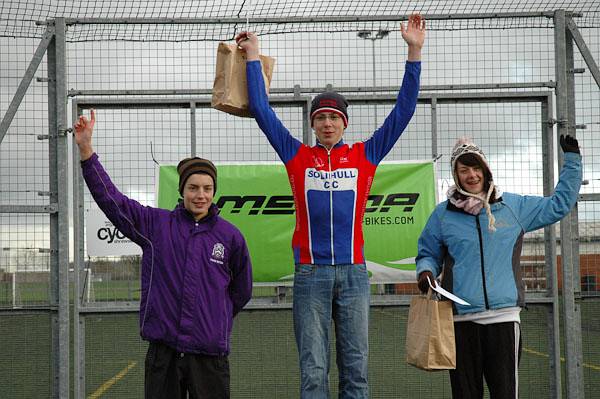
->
[416,152,582,315]
[81,153,253,355]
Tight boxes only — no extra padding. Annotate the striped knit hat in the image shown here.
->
[177,157,217,195]
[310,91,349,128]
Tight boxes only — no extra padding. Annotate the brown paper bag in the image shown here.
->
[405,291,456,371]
[211,42,275,118]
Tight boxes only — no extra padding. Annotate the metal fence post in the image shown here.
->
[554,9,585,398]
[47,17,70,399]
[190,101,197,157]
[542,93,561,399]
[72,99,86,398]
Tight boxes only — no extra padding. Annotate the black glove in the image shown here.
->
[560,134,580,154]
[417,271,434,294]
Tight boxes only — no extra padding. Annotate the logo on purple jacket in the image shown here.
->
[210,243,225,265]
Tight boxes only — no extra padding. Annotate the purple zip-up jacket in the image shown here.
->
[81,153,252,355]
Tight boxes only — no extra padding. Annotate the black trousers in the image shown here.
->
[450,321,521,399]
[144,342,230,399]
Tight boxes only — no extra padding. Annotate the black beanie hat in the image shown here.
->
[177,157,217,195]
[310,91,349,128]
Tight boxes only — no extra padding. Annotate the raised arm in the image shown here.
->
[74,110,154,244]
[517,135,583,231]
[235,32,301,164]
[364,14,425,165]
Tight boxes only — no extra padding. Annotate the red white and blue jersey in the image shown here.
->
[247,60,421,265]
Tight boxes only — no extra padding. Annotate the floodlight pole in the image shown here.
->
[357,30,389,128]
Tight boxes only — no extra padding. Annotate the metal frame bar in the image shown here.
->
[56,19,71,399]
[77,315,85,399]
[579,193,600,201]
[565,20,582,298]
[74,293,559,313]
[565,15,585,398]
[67,81,557,98]
[0,205,56,213]
[430,97,438,158]
[74,96,311,109]
[46,21,59,398]
[554,10,584,398]
[541,92,561,398]
[46,18,70,399]
[72,99,85,399]
[0,27,54,145]
[0,308,56,315]
[35,11,580,26]
[302,98,312,146]
[343,91,553,105]
[190,102,197,157]
[566,17,600,90]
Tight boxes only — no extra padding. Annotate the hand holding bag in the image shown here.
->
[405,288,456,371]
[211,42,275,117]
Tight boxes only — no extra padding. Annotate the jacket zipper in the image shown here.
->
[475,215,490,309]
[327,148,334,264]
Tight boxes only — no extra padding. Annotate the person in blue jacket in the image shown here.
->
[416,135,582,399]
[74,110,252,399]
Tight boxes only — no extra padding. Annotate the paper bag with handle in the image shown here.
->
[405,288,456,371]
[211,42,275,117]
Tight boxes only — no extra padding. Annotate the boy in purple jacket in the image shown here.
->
[74,110,252,399]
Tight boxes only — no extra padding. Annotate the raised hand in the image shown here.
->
[73,109,96,161]
[401,14,426,61]
[235,31,260,61]
[560,134,580,154]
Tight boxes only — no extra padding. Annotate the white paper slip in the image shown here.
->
[427,276,470,306]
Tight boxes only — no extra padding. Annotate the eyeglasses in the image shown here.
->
[314,113,342,123]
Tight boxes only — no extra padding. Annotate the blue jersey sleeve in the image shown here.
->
[247,60,301,164]
[364,61,421,165]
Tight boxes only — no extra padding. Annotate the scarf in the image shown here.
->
[447,185,501,232]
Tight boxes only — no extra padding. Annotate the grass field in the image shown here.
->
[2,285,600,398]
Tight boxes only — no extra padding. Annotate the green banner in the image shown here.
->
[158,162,435,283]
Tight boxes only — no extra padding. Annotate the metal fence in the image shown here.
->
[1,1,599,398]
